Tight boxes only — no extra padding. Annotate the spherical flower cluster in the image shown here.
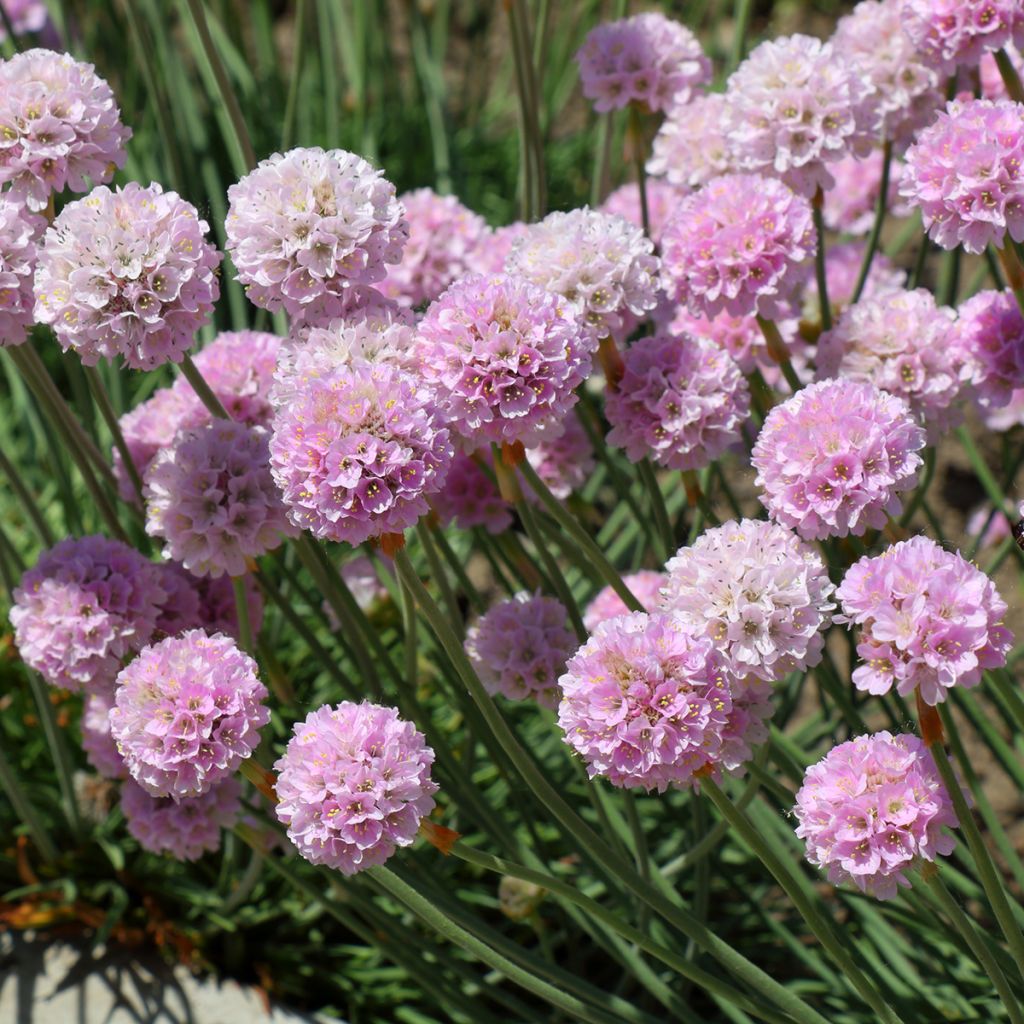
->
[981,45,1024,100]
[378,189,488,307]
[466,222,529,275]
[725,34,878,196]
[955,289,1024,410]
[900,98,1024,254]
[190,330,282,424]
[900,0,1024,72]
[81,692,127,780]
[582,570,666,632]
[660,519,836,681]
[816,289,969,439]
[752,379,926,540]
[660,174,815,320]
[801,241,906,324]
[576,12,710,113]
[145,420,295,578]
[524,416,595,500]
[0,1,49,42]
[10,536,168,694]
[34,182,221,369]
[417,272,595,447]
[981,386,1024,429]
[225,147,407,320]
[822,152,910,236]
[606,333,749,470]
[967,502,1013,549]
[431,453,511,534]
[599,180,685,243]
[507,208,659,340]
[270,361,453,545]
[110,630,269,799]
[832,0,943,146]
[647,93,731,191]
[558,612,764,791]
[0,195,41,347]
[156,563,265,641]
[0,49,130,211]
[121,777,241,862]
[466,593,577,709]
[836,536,1012,705]
[274,701,437,874]
[794,732,959,899]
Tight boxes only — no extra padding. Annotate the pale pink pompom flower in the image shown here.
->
[81,692,128,780]
[582,570,666,632]
[431,452,512,535]
[599,180,686,244]
[900,0,1024,73]
[955,289,1024,411]
[647,93,732,191]
[524,416,595,501]
[467,221,529,275]
[822,151,911,236]
[0,195,42,347]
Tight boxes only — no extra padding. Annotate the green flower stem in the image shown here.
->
[279,0,307,151]
[628,104,650,237]
[590,113,613,206]
[729,0,754,71]
[0,447,54,546]
[25,668,81,837]
[83,365,145,505]
[415,521,462,631]
[636,458,673,560]
[811,194,832,332]
[0,4,24,51]
[987,667,1024,735]
[0,740,58,862]
[622,790,651,930]
[178,352,231,420]
[899,446,935,529]
[506,0,545,220]
[701,777,906,1024]
[997,242,1024,317]
[852,138,893,304]
[426,522,485,614]
[995,48,1024,105]
[956,425,1024,567]
[232,574,254,653]
[755,316,804,393]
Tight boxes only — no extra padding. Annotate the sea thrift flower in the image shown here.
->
[900,98,1024,254]
[606,332,750,470]
[417,272,595,447]
[794,732,960,899]
[836,536,1012,705]
[583,570,666,631]
[270,361,453,545]
[193,572,264,640]
[0,1,49,42]
[660,519,835,681]
[981,386,1024,428]
[752,379,926,540]
[725,35,878,196]
[145,420,295,578]
[524,416,595,500]
[507,208,659,340]
[190,330,282,424]
[822,152,911,236]
[0,49,130,210]
[599,180,686,243]
[900,0,1024,72]
[10,536,168,694]
[110,630,269,799]
[558,612,764,790]
[0,195,41,347]
[81,692,127,780]
[576,12,710,113]
[466,221,529,275]
[967,502,1013,548]
[647,93,731,191]
[379,188,488,307]
[34,182,221,369]
[274,701,437,874]
[660,174,815,320]
[431,453,512,534]
[801,241,906,323]
[121,777,241,862]
[816,288,969,438]
[832,0,943,146]
[955,289,1024,410]
[225,147,407,320]
[466,593,576,709]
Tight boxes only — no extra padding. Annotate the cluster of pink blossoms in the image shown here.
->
[837,536,1012,705]
[801,241,906,324]
[431,453,511,534]
[583,571,666,632]
[576,12,710,113]
[648,93,731,191]
[955,289,1024,411]
[0,1,50,42]
[0,196,41,347]
[900,0,1024,72]
[524,416,595,500]
[274,701,437,874]
[81,692,127,780]
[821,152,910,236]
[795,732,960,899]
[599,180,684,244]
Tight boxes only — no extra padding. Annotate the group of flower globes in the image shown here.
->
[1,0,1023,902]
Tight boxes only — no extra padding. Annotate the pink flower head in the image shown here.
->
[0,194,42,347]
[431,452,511,534]
[466,592,577,709]
[832,0,943,147]
[10,536,168,694]
[647,93,732,191]
[121,776,241,862]
[599,180,686,244]
[981,386,1024,428]
[900,98,1024,254]
[558,612,769,791]
[417,272,595,448]
[466,221,529,275]
[507,208,659,340]
[900,0,1024,72]
[0,1,49,42]
[801,240,906,324]
[110,629,269,799]
[34,182,221,369]
[795,731,960,899]
[576,12,710,113]
[378,188,488,308]
[156,563,265,642]
[145,420,295,579]
[660,173,815,320]
[816,288,969,439]
[660,518,836,681]
[822,151,911,236]
[606,332,750,471]
[274,701,437,874]
[836,536,1012,705]
[583,570,666,632]
[752,378,926,540]
[225,147,407,321]
[0,49,130,211]
[725,34,879,196]
[189,330,282,424]
[81,691,128,780]
[955,289,1024,410]
[269,361,453,545]
[524,416,595,500]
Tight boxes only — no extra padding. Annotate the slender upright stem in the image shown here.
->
[811,194,832,332]
[179,353,231,420]
[755,316,803,393]
[280,0,307,152]
[84,365,145,504]
[852,139,893,305]
[636,459,673,560]
[628,105,650,237]
[729,0,754,72]
[0,741,59,862]
[25,669,81,837]
[995,49,1024,105]
[232,575,254,653]
[0,447,54,546]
